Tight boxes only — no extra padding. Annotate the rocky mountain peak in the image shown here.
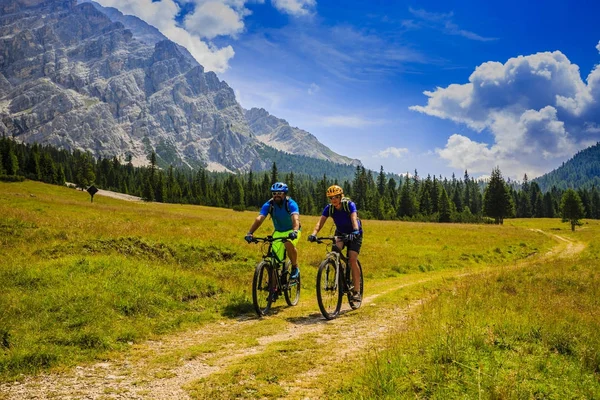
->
[0,0,361,173]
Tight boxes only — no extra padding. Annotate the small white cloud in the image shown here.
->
[184,2,246,39]
[597,40,600,53]
[271,0,316,16]
[378,147,409,158]
[307,83,320,95]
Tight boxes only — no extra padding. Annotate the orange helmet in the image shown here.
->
[326,185,343,197]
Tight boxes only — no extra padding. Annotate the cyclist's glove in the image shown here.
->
[347,230,361,241]
[288,230,298,240]
[307,234,317,242]
[244,233,253,243]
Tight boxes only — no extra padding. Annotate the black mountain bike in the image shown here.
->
[249,236,301,316]
[312,235,363,320]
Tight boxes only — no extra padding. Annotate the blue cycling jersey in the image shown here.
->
[260,198,299,232]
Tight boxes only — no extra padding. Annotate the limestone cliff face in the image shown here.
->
[0,0,360,171]
[245,107,360,166]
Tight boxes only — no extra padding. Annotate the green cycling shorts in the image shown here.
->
[272,229,300,262]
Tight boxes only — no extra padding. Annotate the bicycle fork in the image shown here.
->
[326,252,341,292]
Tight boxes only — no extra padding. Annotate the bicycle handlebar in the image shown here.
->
[312,234,350,244]
[248,236,290,244]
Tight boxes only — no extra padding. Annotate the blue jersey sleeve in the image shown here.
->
[348,201,358,214]
[288,198,300,215]
[322,205,331,217]
[259,201,271,217]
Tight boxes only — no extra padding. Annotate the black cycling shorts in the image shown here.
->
[335,231,362,254]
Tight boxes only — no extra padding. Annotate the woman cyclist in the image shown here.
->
[308,185,363,301]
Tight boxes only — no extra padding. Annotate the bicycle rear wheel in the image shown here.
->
[316,257,342,320]
[348,259,363,310]
[283,260,300,306]
[252,261,273,316]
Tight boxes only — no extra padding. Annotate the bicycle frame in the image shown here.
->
[313,235,362,320]
[249,236,300,316]
[320,237,352,294]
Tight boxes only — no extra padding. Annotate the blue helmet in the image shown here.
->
[270,182,288,193]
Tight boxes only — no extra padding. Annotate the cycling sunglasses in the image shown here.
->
[271,191,285,196]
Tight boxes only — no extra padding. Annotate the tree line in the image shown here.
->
[1,136,597,225]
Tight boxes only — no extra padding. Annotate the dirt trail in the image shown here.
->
[0,233,585,400]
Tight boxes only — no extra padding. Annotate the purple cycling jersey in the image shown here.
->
[322,201,362,234]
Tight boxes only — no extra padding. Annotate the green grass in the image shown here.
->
[0,180,577,394]
[337,220,600,399]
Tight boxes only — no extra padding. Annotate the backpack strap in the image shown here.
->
[269,196,291,216]
[329,198,351,217]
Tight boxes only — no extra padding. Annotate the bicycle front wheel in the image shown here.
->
[348,259,363,310]
[316,257,342,320]
[283,260,300,306]
[252,261,273,316]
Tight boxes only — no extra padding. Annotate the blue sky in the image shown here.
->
[93,0,600,180]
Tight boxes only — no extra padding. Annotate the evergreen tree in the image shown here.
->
[542,192,555,217]
[438,187,452,222]
[231,175,245,207]
[25,144,41,180]
[516,190,532,217]
[591,186,600,219]
[377,166,386,196]
[142,175,154,201]
[154,171,166,202]
[40,153,57,183]
[270,162,278,183]
[386,177,398,213]
[397,177,416,218]
[430,177,440,214]
[418,175,433,215]
[56,165,66,185]
[74,152,95,188]
[578,188,591,218]
[560,189,585,231]
[483,167,514,224]
[6,146,19,175]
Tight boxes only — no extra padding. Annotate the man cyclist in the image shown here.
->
[308,185,363,301]
[245,182,301,280]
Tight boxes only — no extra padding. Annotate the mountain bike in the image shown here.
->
[249,236,301,316]
[312,235,363,320]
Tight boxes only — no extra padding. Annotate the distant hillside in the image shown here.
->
[534,142,600,191]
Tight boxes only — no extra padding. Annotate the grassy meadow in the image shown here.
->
[1,180,597,398]
[339,219,600,399]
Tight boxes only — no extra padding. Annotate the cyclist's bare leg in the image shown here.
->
[348,250,361,293]
[284,241,298,267]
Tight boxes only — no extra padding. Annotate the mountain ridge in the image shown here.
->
[0,0,361,174]
[534,141,600,191]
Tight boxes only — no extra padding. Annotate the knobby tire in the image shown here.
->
[316,256,342,320]
[347,259,363,310]
[283,260,300,306]
[252,261,273,316]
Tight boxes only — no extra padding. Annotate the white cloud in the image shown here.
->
[94,0,235,72]
[378,147,409,158]
[271,0,316,16]
[597,40,600,53]
[184,2,247,39]
[308,83,320,95]
[411,48,600,179]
